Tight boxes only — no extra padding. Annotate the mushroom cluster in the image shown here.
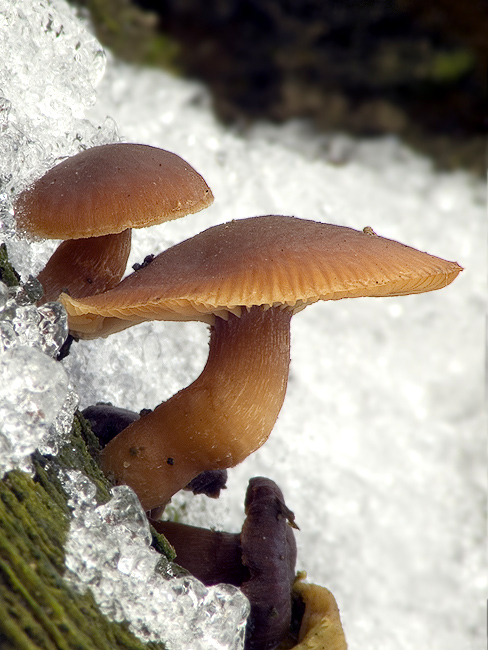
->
[14,144,462,649]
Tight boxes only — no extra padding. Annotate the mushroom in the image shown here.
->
[151,477,298,650]
[59,215,462,510]
[290,573,347,650]
[14,143,213,303]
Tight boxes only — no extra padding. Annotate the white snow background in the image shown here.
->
[0,1,485,649]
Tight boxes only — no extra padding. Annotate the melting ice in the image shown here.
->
[0,277,74,474]
[0,0,485,649]
[62,470,248,650]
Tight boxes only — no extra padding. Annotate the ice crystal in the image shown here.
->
[0,282,69,357]
[0,277,73,472]
[0,345,69,475]
[62,471,249,650]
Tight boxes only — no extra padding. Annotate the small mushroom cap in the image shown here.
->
[292,574,347,650]
[60,215,462,338]
[81,403,141,448]
[14,143,214,239]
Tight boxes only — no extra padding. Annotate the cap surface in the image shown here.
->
[14,143,214,239]
[61,215,462,337]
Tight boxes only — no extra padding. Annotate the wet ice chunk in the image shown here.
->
[39,386,79,456]
[0,281,69,357]
[0,346,69,476]
[37,302,69,357]
[62,471,249,650]
[0,281,8,311]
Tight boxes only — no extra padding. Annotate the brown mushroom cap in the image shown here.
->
[60,215,463,339]
[14,143,214,240]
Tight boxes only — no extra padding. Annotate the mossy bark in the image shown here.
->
[0,243,178,648]
[0,243,20,288]
[0,411,174,650]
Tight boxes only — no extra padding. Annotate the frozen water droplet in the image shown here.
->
[39,386,79,455]
[13,279,42,306]
[98,485,152,547]
[13,305,41,344]
[37,301,68,357]
[22,275,44,303]
[63,468,98,520]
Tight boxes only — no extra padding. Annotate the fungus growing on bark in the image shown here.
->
[14,143,213,303]
[151,477,298,650]
[60,215,462,511]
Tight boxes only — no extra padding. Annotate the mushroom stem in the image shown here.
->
[37,229,131,304]
[150,520,245,586]
[151,477,298,650]
[101,305,292,511]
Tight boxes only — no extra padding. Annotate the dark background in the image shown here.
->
[74,0,486,174]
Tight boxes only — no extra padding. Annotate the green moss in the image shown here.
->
[430,49,475,82]
[72,0,181,71]
[150,528,176,563]
[0,243,20,287]
[0,411,170,650]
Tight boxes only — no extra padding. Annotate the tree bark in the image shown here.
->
[0,409,173,650]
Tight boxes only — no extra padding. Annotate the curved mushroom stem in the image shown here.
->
[101,305,292,511]
[240,477,298,650]
[150,519,245,586]
[37,229,131,304]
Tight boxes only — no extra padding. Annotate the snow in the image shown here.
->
[0,0,485,648]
